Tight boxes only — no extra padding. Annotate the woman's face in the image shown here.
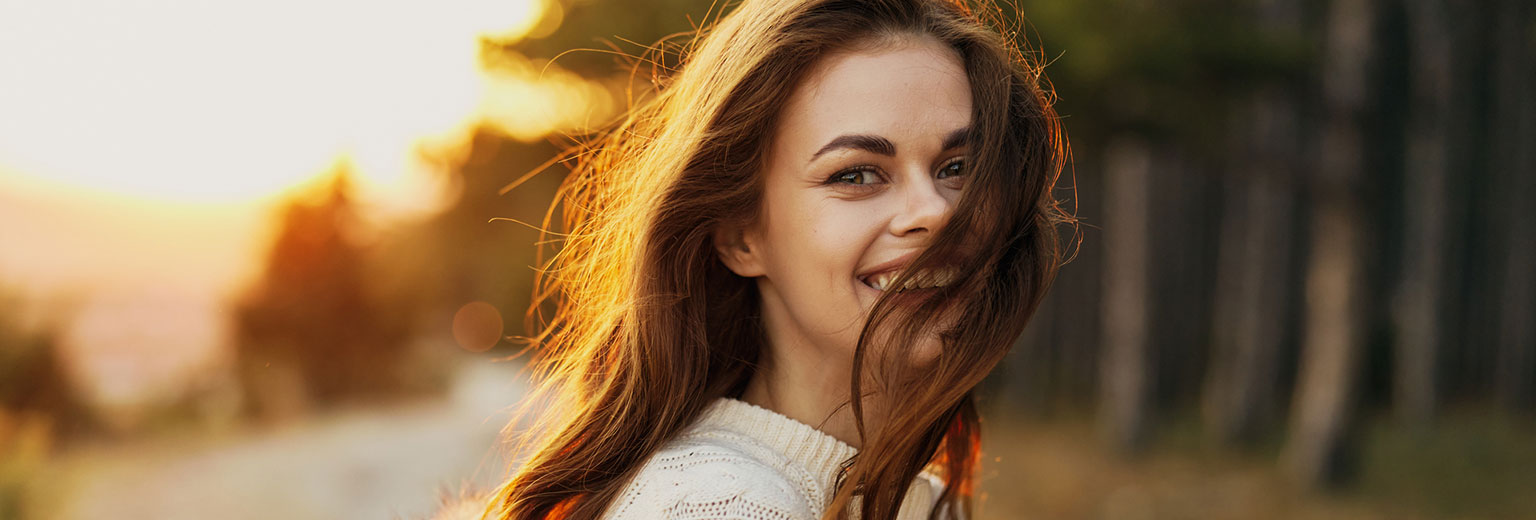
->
[718,34,972,366]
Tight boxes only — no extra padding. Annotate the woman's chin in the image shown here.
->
[908,333,945,366]
[859,311,951,369]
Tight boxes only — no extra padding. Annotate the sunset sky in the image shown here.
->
[0,0,606,290]
[1,0,540,198]
[0,0,603,409]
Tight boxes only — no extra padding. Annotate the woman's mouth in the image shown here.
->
[858,266,959,291]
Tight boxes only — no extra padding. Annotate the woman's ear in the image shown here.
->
[712,220,766,278]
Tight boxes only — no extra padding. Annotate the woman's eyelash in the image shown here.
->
[824,157,968,186]
[825,166,882,185]
[937,156,966,177]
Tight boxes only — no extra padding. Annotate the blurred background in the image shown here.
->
[0,0,1531,518]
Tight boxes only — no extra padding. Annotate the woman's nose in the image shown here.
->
[889,175,953,237]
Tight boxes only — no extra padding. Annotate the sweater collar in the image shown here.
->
[694,397,860,482]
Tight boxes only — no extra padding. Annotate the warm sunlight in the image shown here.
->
[0,0,570,209]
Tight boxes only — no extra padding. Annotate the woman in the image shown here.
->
[452,0,1071,518]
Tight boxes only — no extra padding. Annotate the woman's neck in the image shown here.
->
[740,339,887,450]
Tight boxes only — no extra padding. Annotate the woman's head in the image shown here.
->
[490,1,1071,518]
[714,33,972,369]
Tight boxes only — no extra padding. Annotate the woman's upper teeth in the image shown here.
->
[865,267,956,291]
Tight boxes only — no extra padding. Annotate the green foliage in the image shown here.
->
[498,0,1315,154]
[1018,0,1313,148]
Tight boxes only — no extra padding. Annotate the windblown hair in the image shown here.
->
[482,0,1072,518]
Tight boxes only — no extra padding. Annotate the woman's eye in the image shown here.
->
[830,168,880,185]
[937,158,966,179]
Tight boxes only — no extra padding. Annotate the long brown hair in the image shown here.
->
[482,1,1073,518]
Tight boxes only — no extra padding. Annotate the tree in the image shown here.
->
[232,165,423,421]
[1283,0,1376,488]
[1491,0,1536,413]
[1099,138,1154,453]
[1202,0,1305,447]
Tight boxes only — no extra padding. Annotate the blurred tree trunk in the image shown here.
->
[1100,137,1153,453]
[1493,0,1536,413]
[1392,0,1457,427]
[1205,106,1298,445]
[1283,0,1375,488]
[1149,154,1219,411]
[1203,0,1301,445]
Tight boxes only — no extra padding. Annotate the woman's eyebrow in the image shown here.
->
[940,126,970,151]
[807,127,971,164]
[809,134,895,163]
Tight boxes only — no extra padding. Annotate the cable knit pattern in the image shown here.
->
[421,398,946,520]
[600,398,944,520]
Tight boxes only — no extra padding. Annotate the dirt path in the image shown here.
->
[31,360,527,520]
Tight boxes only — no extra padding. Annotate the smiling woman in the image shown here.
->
[718,36,977,408]
[461,1,1074,519]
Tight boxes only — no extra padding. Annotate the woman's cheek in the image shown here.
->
[816,198,881,244]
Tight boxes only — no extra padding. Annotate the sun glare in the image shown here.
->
[0,0,568,210]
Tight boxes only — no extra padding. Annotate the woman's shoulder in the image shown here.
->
[417,439,818,520]
[600,429,821,520]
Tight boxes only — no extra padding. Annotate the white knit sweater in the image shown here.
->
[599,398,945,520]
[425,398,946,520]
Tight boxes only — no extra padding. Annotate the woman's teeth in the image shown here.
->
[863,267,957,291]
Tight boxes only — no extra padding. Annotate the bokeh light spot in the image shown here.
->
[451,301,504,352]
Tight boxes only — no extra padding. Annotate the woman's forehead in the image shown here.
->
[776,36,973,159]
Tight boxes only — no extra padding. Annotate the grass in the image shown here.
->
[973,407,1536,520]
[1353,408,1536,519]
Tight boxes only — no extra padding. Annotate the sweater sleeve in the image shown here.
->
[602,444,818,520]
